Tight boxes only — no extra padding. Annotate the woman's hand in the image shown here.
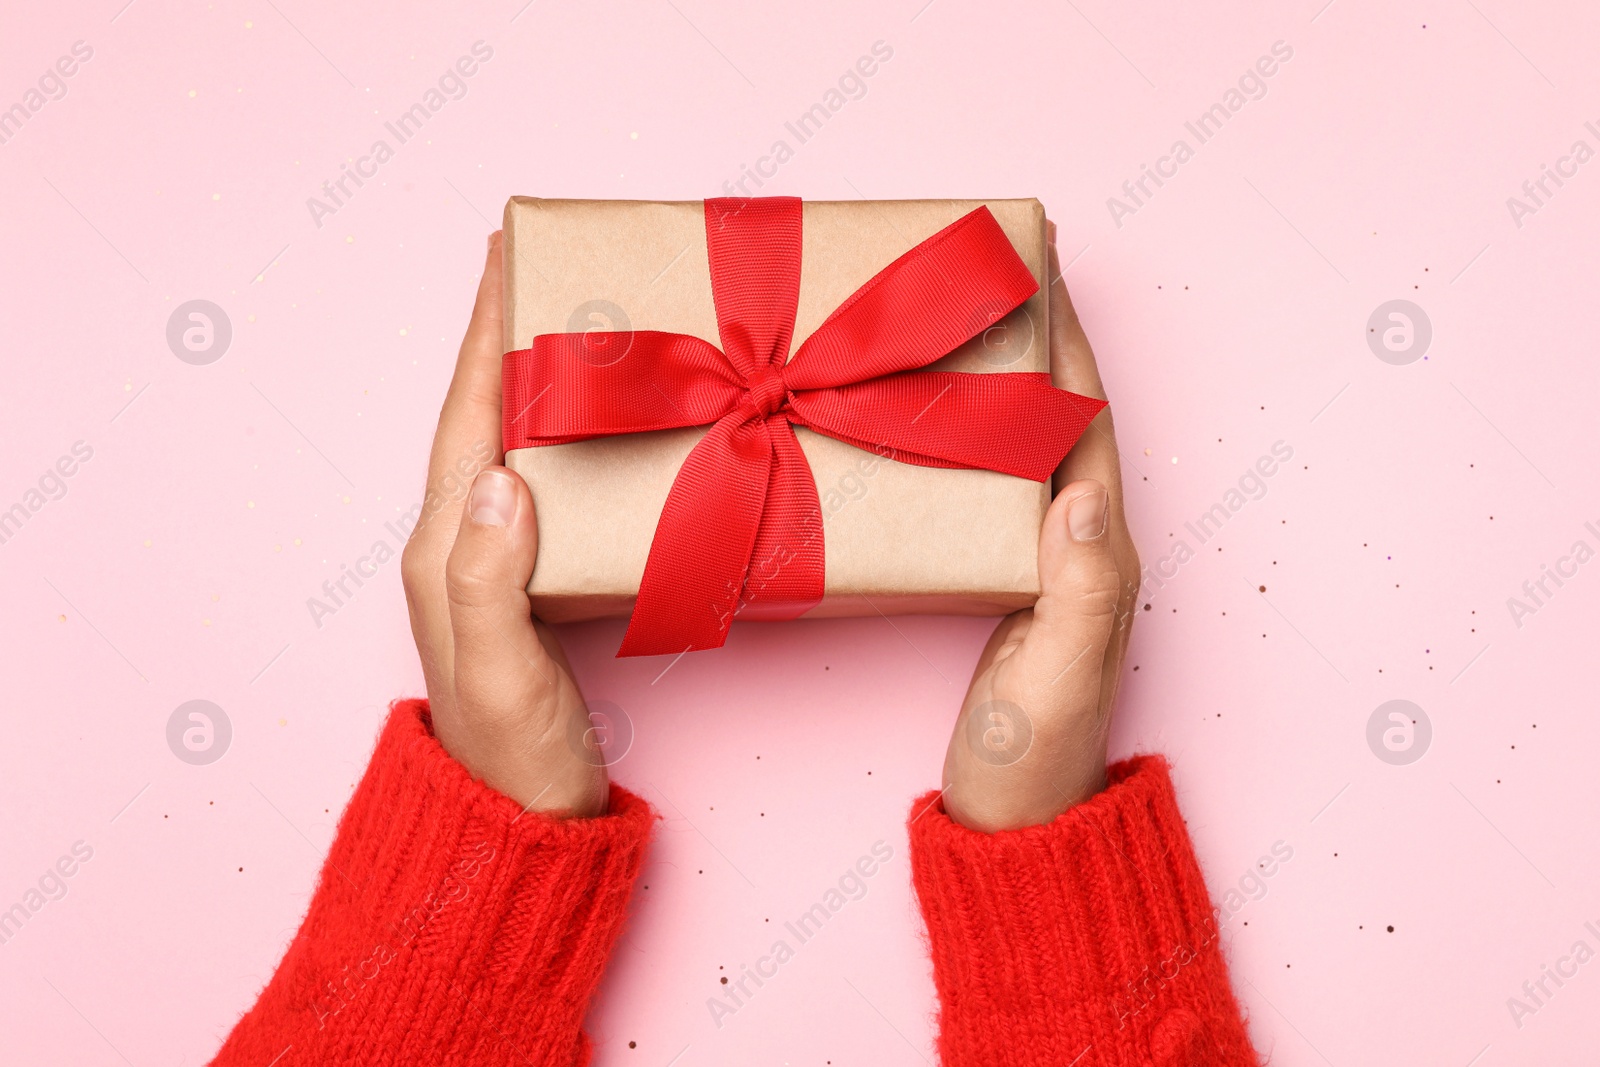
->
[941,226,1142,833]
[399,232,609,818]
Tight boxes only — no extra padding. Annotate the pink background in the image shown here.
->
[2,0,1596,1062]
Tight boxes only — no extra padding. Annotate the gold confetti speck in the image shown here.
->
[342,495,351,504]
[398,327,408,336]
[1170,457,1178,464]
[247,500,255,508]
[212,193,221,201]
[279,718,288,726]
[58,614,67,623]
[630,131,639,140]
[247,314,257,323]
[274,544,282,552]
[202,619,212,627]
[245,20,253,28]
[188,89,197,98]
[346,235,355,244]
[143,539,152,547]
[1144,448,1152,456]
[294,538,303,546]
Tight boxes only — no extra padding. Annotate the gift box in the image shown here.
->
[500,196,1105,656]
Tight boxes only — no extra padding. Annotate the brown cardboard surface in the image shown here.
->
[502,197,1050,624]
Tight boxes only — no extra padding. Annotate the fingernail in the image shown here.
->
[469,469,515,526]
[1068,489,1107,541]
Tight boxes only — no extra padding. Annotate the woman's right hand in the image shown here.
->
[399,231,610,818]
[939,225,1143,833]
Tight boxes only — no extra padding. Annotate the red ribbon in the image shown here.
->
[503,198,1106,657]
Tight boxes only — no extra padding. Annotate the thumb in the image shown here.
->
[444,466,559,712]
[1017,479,1122,698]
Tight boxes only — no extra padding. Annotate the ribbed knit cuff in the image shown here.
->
[211,699,654,1067]
[909,756,1258,1067]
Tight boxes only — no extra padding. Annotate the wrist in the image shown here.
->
[942,737,1110,833]
[428,702,610,818]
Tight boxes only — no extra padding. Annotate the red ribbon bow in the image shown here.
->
[503,198,1106,657]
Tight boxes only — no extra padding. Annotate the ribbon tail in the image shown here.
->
[790,372,1107,482]
[738,420,825,621]
[618,415,774,657]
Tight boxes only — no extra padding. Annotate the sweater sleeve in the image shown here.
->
[908,755,1258,1067]
[210,699,653,1067]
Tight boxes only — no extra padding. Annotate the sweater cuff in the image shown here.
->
[212,699,653,1067]
[909,756,1257,1067]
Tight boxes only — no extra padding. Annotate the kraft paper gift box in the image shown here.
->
[499,196,1096,644]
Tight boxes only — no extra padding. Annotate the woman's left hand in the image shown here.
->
[399,231,609,818]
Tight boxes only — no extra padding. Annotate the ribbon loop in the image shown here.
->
[785,206,1041,390]
[502,198,1107,657]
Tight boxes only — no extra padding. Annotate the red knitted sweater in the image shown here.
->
[210,701,1257,1065]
